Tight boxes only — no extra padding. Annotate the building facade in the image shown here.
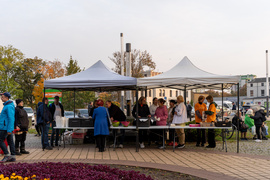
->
[140,70,191,106]
[245,77,270,106]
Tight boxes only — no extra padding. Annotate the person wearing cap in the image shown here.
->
[37,97,53,150]
[49,96,64,147]
[14,99,30,155]
[92,99,109,152]
[0,92,16,162]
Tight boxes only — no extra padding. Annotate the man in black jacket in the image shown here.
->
[14,99,30,155]
[250,108,267,141]
[106,100,126,148]
[49,96,64,147]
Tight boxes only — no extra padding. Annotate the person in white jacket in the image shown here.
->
[172,95,188,148]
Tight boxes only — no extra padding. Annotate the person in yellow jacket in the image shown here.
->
[205,95,217,148]
[194,96,207,147]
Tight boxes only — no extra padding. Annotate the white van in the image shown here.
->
[215,101,233,110]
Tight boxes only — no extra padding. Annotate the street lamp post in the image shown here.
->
[266,50,269,117]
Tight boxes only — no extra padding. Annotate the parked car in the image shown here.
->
[241,105,266,115]
[64,111,78,119]
[76,109,89,118]
[24,107,35,126]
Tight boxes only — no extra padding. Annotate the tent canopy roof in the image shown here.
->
[44,60,137,91]
[137,56,240,90]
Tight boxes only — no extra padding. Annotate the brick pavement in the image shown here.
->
[7,143,270,180]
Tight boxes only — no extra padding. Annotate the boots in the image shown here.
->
[15,148,22,156]
[20,142,30,154]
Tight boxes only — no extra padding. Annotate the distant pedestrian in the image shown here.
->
[37,98,53,150]
[186,101,192,119]
[49,96,64,147]
[14,99,30,155]
[88,101,93,117]
[0,92,16,162]
[232,102,236,110]
[89,100,98,117]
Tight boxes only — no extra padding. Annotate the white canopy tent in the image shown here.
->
[44,60,137,91]
[137,56,241,90]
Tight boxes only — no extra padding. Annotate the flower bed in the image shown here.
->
[0,162,153,180]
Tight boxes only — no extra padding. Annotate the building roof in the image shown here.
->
[249,77,270,83]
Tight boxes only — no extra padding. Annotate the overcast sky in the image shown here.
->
[1,0,270,77]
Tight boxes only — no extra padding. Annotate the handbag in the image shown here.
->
[241,123,249,129]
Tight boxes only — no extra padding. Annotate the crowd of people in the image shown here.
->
[0,91,267,160]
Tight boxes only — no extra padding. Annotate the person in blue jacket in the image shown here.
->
[37,97,53,150]
[92,99,109,152]
[0,92,16,162]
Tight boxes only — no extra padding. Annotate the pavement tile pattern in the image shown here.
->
[2,134,268,180]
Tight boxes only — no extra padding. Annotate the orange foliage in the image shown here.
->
[32,60,65,105]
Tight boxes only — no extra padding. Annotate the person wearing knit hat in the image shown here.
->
[14,99,30,155]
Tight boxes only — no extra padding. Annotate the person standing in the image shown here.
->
[88,101,93,116]
[186,101,192,120]
[232,102,236,110]
[132,96,151,149]
[250,106,267,142]
[49,96,64,147]
[167,100,176,124]
[92,99,109,152]
[149,97,158,118]
[205,95,217,148]
[0,92,16,162]
[37,98,53,150]
[194,96,207,147]
[106,100,126,148]
[154,98,168,149]
[89,100,98,117]
[14,99,30,155]
[172,95,188,149]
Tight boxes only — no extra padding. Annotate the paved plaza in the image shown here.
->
[3,134,268,180]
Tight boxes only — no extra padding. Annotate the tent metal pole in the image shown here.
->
[74,89,75,118]
[42,87,46,151]
[184,85,187,105]
[136,87,139,152]
[237,83,240,153]
[222,84,224,120]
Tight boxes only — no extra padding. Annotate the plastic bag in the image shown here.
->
[265,125,268,135]
[251,126,256,135]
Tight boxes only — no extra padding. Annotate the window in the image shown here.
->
[261,90,265,96]
[176,90,178,97]
[159,89,162,97]
[250,90,254,97]
[186,91,188,98]
[250,83,253,87]
[170,90,172,97]
[149,90,151,97]
[261,83,264,86]
[163,89,165,97]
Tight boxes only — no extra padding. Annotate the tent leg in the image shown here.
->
[237,83,240,153]
[73,90,75,118]
[136,87,139,152]
[222,84,224,120]
[42,87,46,151]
